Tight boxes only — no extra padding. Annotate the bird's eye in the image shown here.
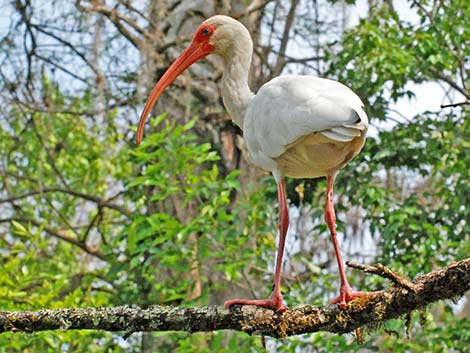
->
[201,28,211,36]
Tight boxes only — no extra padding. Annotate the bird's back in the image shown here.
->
[243,75,368,179]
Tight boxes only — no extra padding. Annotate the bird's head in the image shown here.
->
[136,15,250,145]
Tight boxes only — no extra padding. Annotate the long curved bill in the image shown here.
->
[136,41,214,145]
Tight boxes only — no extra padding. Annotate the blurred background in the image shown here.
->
[0,0,469,351]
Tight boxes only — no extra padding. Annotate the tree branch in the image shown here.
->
[272,0,299,76]
[0,217,106,261]
[440,100,470,108]
[346,261,419,293]
[0,186,131,217]
[429,68,470,100]
[75,0,147,49]
[1,258,469,337]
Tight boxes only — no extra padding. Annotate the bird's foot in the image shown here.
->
[331,284,381,344]
[224,292,287,312]
[330,284,379,308]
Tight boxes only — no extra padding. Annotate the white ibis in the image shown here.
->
[137,15,372,312]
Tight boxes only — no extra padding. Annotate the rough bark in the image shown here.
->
[1,258,469,338]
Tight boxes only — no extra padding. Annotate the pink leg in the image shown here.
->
[325,175,370,308]
[225,180,288,312]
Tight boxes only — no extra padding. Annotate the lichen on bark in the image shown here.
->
[1,258,469,338]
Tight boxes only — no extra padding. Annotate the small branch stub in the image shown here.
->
[1,258,469,338]
[346,261,420,293]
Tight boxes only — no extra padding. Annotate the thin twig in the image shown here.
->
[440,100,470,108]
[0,217,106,260]
[0,186,131,217]
[272,0,299,76]
[429,68,470,100]
[346,261,420,293]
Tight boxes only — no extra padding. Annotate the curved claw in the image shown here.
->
[331,290,368,308]
[331,285,381,308]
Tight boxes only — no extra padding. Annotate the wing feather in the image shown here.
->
[243,75,368,172]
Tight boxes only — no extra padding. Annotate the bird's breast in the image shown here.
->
[273,131,366,178]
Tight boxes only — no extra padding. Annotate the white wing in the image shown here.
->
[243,75,368,173]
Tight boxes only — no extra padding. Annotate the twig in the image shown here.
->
[440,100,470,108]
[0,186,132,217]
[272,0,299,76]
[429,68,470,100]
[75,0,146,49]
[0,217,106,260]
[346,261,420,293]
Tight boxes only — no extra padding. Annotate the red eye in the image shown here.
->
[201,27,211,36]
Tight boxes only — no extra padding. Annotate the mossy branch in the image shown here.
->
[1,258,469,338]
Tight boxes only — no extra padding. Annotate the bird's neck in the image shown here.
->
[220,48,254,128]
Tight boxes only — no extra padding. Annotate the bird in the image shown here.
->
[136,15,373,312]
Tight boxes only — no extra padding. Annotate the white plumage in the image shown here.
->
[243,75,368,179]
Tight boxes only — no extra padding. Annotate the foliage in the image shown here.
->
[318,0,470,351]
[334,1,470,266]
[327,0,470,118]
[0,78,128,351]
[0,95,272,350]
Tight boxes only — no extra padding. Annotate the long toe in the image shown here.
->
[331,287,380,308]
[224,297,287,312]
